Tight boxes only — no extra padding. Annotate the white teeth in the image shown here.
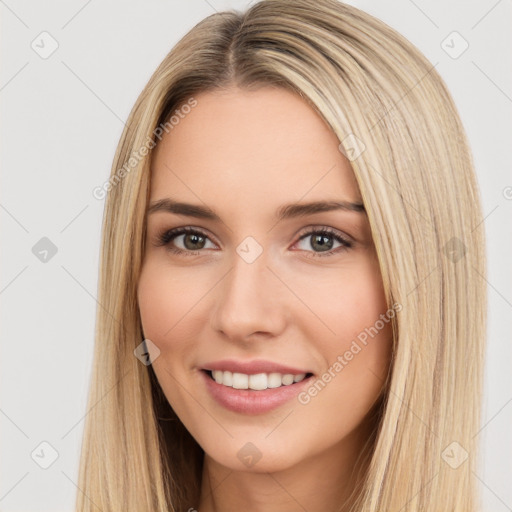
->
[209,370,309,390]
[223,371,233,386]
[267,373,282,388]
[282,374,294,385]
[232,372,249,389]
[248,373,267,390]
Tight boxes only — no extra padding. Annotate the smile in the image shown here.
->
[207,370,310,390]
[199,362,313,415]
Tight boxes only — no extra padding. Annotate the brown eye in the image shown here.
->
[156,227,216,255]
[181,232,207,250]
[309,233,335,252]
[294,227,353,257]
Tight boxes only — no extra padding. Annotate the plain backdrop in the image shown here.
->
[1,1,511,510]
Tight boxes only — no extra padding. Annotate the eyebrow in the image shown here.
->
[147,198,366,221]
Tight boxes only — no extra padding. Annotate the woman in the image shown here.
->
[76,1,487,511]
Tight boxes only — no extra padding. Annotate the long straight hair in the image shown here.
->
[76,1,487,510]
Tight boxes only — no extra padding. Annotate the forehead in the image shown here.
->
[150,87,361,207]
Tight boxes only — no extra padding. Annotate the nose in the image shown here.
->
[210,247,287,344]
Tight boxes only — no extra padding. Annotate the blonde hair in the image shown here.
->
[76,1,487,510]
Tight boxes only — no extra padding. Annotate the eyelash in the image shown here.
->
[155,226,353,258]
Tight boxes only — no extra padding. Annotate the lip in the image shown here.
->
[199,366,314,415]
[201,359,312,375]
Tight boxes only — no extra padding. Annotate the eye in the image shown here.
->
[154,225,353,258]
[293,227,353,257]
[155,226,216,256]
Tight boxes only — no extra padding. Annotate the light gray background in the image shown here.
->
[1,1,511,510]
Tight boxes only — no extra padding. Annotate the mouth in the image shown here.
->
[202,369,315,391]
[200,368,315,414]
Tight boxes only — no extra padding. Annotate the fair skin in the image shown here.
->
[137,86,393,512]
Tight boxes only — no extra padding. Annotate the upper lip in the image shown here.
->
[202,359,312,375]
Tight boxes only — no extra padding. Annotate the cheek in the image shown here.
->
[137,263,171,341]
[293,252,389,346]
[137,261,200,408]
[138,255,209,332]
[294,253,392,402]
[137,261,199,355]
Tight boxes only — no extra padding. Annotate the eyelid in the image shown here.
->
[153,225,219,249]
[290,226,353,257]
[294,224,354,244]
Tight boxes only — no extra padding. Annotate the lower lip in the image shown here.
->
[201,370,313,414]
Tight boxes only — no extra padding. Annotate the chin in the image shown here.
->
[201,434,307,474]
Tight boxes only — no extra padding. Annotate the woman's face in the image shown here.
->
[137,86,393,473]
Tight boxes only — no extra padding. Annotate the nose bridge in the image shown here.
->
[211,241,285,340]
